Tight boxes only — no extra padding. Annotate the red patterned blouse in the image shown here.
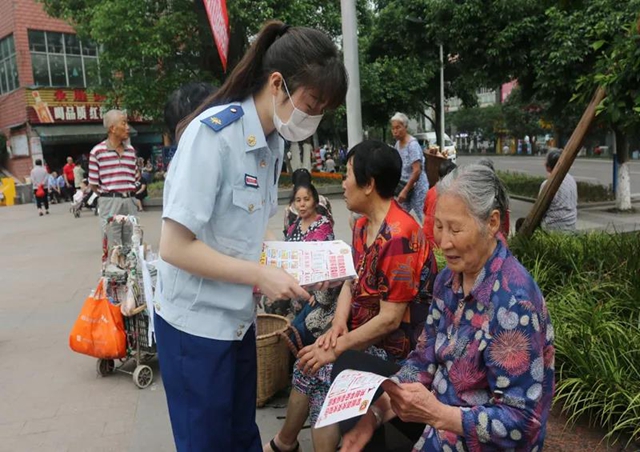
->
[350,201,437,361]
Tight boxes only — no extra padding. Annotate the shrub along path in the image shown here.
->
[511,231,640,450]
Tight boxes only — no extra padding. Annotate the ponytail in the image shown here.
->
[176,21,286,141]
[176,20,348,143]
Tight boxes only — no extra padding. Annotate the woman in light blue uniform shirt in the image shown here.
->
[154,20,348,452]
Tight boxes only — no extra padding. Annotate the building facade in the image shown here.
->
[0,0,161,181]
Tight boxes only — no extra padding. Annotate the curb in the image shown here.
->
[507,194,640,210]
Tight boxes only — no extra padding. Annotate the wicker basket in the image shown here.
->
[256,314,291,407]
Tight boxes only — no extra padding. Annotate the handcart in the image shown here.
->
[96,215,158,389]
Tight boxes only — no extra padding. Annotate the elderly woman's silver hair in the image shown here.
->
[437,164,509,226]
[390,112,409,127]
[103,109,126,130]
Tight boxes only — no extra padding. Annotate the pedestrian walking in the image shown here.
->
[391,112,428,222]
[154,20,347,452]
[133,169,149,212]
[62,156,75,201]
[73,159,85,191]
[88,110,138,230]
[30,159,50,216]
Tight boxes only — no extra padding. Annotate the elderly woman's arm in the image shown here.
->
[334,300,407,354]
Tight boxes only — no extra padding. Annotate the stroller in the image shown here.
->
[71,188,98,217]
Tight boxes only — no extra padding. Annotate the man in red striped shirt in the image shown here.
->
[89,110,138,230]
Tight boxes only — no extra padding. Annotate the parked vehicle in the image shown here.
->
[414,132,457,164]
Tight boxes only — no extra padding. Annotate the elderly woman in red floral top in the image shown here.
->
[265,140,438,452]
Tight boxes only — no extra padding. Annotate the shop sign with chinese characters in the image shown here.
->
[25,88,107,124]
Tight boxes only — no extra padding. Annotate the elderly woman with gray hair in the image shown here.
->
[341,164,555,451]
[390,112,429,222]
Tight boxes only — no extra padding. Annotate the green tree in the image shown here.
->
[40,0,343,121]
[413,0,639,207]
[448,104,504,142]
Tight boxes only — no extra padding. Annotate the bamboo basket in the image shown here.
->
[256,314,291,407]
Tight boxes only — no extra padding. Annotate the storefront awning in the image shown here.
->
[33,124,138,145]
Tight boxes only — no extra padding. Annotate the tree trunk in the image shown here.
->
[302,142,312,170]
[614,128,632,211]
[434,98,442,150]
[284,144,293,173]
[290,142,301,172]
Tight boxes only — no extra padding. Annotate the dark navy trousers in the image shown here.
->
[155,313,261,452]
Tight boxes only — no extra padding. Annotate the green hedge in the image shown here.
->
[497,170,614,203]
[146,172,343,198]
[510,231,640,445]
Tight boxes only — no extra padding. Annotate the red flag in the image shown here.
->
[203,0,230,72]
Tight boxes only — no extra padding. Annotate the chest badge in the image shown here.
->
[245,174,259,188]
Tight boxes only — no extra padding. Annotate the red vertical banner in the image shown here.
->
[203,0,230,72]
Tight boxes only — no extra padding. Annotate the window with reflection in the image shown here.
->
[28,30,100,87]
[0,34,20,95]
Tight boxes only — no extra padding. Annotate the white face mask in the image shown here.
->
[273,78,323,142]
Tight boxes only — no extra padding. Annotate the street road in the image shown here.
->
[457,155,640,196]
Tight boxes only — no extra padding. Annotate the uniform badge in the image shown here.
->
[201,105,244,132]
[245,174,259,188]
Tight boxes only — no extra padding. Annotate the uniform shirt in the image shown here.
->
[88,141,137,193]
[393,240,555,451]
[156,97,284,341]
[540,174,578,231]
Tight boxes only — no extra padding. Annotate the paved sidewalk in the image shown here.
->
[1,196,638,451]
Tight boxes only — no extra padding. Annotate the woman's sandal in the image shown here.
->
[266,438,300,452]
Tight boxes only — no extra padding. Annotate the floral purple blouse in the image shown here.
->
[393,239,555,451]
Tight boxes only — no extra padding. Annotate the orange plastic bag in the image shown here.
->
[35,183,45,198]
[69,279,127,359]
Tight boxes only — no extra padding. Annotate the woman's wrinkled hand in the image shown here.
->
[316,323,347,350]
[297,342,338,376]
[382,381,442,425]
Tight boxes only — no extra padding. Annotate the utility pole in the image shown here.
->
[340,0,363,149]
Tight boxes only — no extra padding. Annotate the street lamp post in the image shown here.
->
[341,0,363,149]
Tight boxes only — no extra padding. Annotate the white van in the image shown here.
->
[414,132,457,164]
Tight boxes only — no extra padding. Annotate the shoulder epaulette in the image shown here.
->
[200,105,244,132]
